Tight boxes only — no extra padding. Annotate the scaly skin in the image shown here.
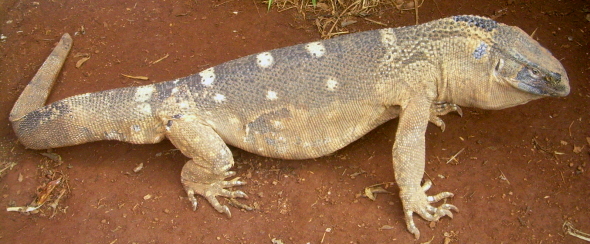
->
[10,16,570,239]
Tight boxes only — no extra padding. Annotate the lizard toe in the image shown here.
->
[421,179,433,191]
[219,177,246,188]
[223,170,237,178]
[428,103,463,131]
[182,177,248,217]
[440,208,454,219]
[187,189,199,211]
[404,210,421,239]
[400,181,459,239]
[427,191,454,203]
[428,115,446,132]
[454,105,463,117]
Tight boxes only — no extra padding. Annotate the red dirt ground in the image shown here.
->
[0,0,589,243]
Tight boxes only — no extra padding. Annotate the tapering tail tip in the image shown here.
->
[9,33,73,122]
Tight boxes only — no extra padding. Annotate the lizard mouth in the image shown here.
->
[514,66,570,97]
[517,79,569,97]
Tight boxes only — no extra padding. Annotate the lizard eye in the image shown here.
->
[528,68,542,78]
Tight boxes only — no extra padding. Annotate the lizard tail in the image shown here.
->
[10,33,165,149]
[11,86,165,149]
[10,33,73,122]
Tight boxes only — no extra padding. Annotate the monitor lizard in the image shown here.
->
[9,16,570,238]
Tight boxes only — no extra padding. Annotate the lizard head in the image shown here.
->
[492,25,570,98]
[443,16,570,110]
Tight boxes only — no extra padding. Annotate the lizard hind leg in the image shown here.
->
[165,116,247,217]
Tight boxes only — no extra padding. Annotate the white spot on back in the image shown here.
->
[213,93,226,103]
[131,124,141,132]
[137,103,152,115]
[134,85,156,102]
[199,67,216,86]
[305,42,326,58]
[256,52,274,68]
[171,87,179,94]
[266,90,278,100]
[379,28,397,47]
[326,78,338,91]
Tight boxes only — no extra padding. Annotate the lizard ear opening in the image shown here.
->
[494,58,504,72]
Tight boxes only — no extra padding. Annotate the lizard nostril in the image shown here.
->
[552,72,561,83]
[545,72,561,84]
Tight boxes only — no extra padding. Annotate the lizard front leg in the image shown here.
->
[164,115,247,217]
[393,97,458,239]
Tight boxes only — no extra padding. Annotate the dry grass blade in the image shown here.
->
[0,137,21,179]
[446,147,465,164]
[121,74,149,80]
[150,53,169,64]
[563,221,590,242]
[270,0,423,38]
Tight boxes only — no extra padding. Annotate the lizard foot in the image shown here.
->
[181,163,248,217]
[429,102,463,132]
[400,180,458,239]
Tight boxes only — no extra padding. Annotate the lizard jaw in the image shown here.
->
[514,67,570,97]
[517,79,569,97]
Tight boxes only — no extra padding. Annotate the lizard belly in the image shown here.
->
[216,103,399,160]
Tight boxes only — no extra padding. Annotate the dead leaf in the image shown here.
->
[74,52,90,58]
[363,185,391,201]
[365,187,376,200]
[316,3,329,12]
[271,238,285,244]
[573,145,584,154]
[379,225,394,230]
[341,17,357,27]
[560,140,568,146]
[40,152,62,163]
[76,57,90,68]
[36,177,62,206]
[133,163,144,173]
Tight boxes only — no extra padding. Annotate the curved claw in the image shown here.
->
[454,105,463,117]
[428,115,446,132]
[404,209,422,239]
[400,180,459,239]
[432,102,463,116]
[429,102,463,131]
